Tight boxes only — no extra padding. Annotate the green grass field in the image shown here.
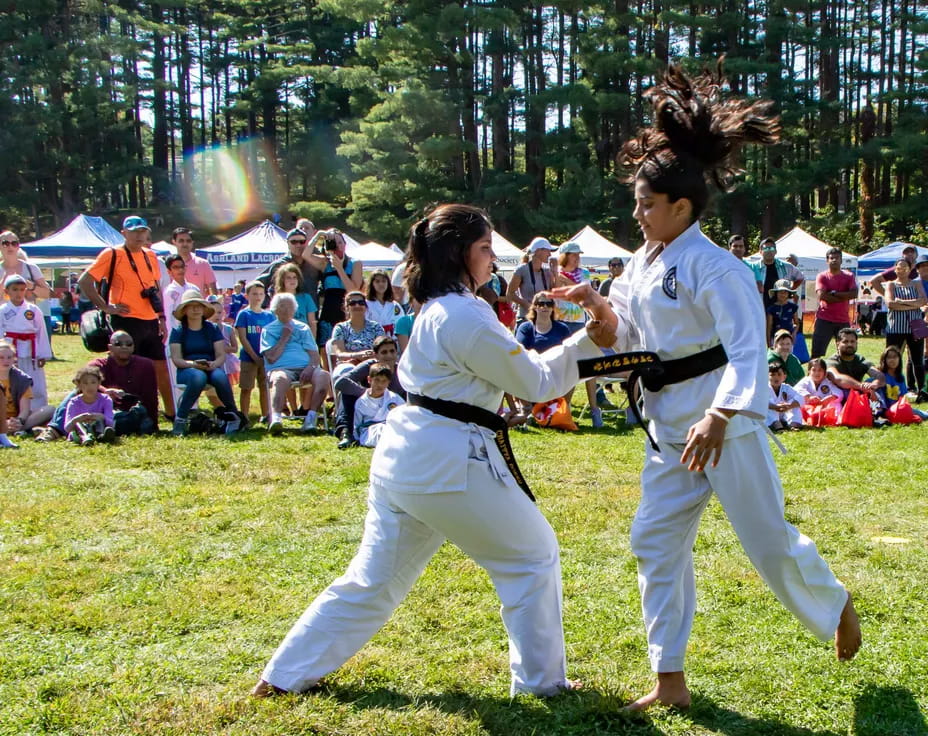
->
[2,334,926,735]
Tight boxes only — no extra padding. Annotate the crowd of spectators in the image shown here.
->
[3,219,927,449]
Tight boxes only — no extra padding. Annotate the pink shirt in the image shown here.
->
[182,254,216,294]
[815,270,857,323]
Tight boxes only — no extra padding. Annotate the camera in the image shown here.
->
[141,285,164,314]
[324,236,338,251]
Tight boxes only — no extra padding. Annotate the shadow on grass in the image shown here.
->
[853,684,927,736]
[319,683,666,735]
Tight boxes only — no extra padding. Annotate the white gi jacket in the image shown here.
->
[608,222,768,443]
[371,290,603,493]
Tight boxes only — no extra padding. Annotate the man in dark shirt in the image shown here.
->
[257,227,322,302]
[825,328,885,399]
[333,335,404,449]
[598,258,625,297]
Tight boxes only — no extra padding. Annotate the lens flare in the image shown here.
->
[180,138,286,228]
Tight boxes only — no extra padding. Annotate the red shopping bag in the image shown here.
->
[531,397,578,431]
[885,395,922,425]
[838,389,873,428]
[802,400,838,427]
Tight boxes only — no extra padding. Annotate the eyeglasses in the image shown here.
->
[535,300,555,307]
[289,239,307,245]
[1,240,19,247]
[347,299,366,307]
[111,341,134,347]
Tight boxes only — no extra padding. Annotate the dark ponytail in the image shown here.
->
[620,59,780,221]
[405,204,493,304]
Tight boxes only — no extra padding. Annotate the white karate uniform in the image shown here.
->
[262,290,603,695]
[794,375,841,404]
[0,300,52,409]
[366,299,403,332]
[608,223,847,673]
[767,382,803,426]
[353,388,404,446]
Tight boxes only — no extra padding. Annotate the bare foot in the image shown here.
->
[625,671,691,712]
[835,592,862,661]
[251,679,288,697]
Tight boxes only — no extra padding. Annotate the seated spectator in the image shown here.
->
[329,291,386,378]
[766,329,804,386]
[394,297,420,353]
[63,365,116,445]
[878,345,928,420]
[825,327,885,401]
[36,330,159,442]
[353,362,405,447]
[794,358,841,407]
[0,338,53,439]
[766,279,800,346]
[260,293,330,434]
[333,335,403,449]
[273,262,318,338]
[366,270,403,334]
[169,290,239,436]
[767,361,803,431]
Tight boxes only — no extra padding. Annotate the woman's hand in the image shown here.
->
[680,413,728,472]
[550,283,617,332]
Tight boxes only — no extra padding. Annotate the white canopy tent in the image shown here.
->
[342,233,403,270]
[491,232,525,268]
[568,226,635,267]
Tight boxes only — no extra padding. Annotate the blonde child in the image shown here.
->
[0,338,53,441]
[63,365,115,445]
[1,274,52,410]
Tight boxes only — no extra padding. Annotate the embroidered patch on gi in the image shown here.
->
[661,267,678,300]
[24,309,36,321]
[509,347,522,355]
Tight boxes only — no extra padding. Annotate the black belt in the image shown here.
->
[577,344,728,451]
[406,393,534,502]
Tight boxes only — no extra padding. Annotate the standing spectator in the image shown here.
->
[766,362,803,431]
[766,279,800,346]
[751,237,804,309]
[352,362,405,447]
[870,295,887,336]
[163,254,195,334]
[171,227,217,295]
[169,290,238,436]
[78,216,173,420]
[506,237,558,321]
[207,294,240,386]
[273,262,318,337]
[478,263,516,330]
[333,335,402,449]
[393,297,420,354]
[260,293,330,434]
[1,274,52,411]
[884,257,928,401]
[869,244,917,296]
[727,234,750,266]
[365,270,403,334]
[811,248,858,358]
[825,328,885,399]
[228,280,248,323]
[257,227,323,307]
[63,365,116,445]
[305,229,364,346]
[389,258,408,309]
[234,281,274,422]
[598,257,626,296]
[58,288,75,333]
[1,231,51,299]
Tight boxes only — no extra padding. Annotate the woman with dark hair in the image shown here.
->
[884,258,927,401]
[555,62,859,710]
[253,202,611,699]
[365,269,402,334]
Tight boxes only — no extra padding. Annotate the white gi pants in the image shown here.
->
[262,458,568,696]
[766,407,802,426]
[17,357,48,410]
[631,426,848,673]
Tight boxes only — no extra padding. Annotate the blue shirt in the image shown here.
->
[766,301,798,333]
[515,320,572,354]
[169,321,224,362]
[260,318,319,371]
[234,308,275,363]
[229,292,248,322]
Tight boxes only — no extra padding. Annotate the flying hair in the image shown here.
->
[620,59,781,219]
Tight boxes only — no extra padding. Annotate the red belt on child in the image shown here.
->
[5,331,38,367]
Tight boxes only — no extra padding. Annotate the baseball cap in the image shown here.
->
[558,241,583,255]
[122,215,150,231]
[902,244,917,253]
[3,274,27,288]
[914,254,928,266]
[286,228,306,240]
[527,237,553,254]
[773,329,794,342]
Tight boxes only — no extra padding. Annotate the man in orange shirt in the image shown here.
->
[78,216,174,420]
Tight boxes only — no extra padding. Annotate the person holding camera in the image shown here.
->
[256,226,323,305]
[304,228,364,346]
[78,216,174,421]
[168,290,239,436]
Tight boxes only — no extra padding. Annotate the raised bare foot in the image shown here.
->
[625,671,691,712]
[251,679,288,697]
[835,592,862,661]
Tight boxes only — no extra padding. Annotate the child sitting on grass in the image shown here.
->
[794,357,841,407]
[353,362,404,448]
[767,361,803,432]
[64,365,115,446]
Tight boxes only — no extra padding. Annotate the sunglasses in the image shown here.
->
[347,299,366,307]
[1,240,19,246]
[111,341,134,347]
[535,300,555,307]
[289,239,307,245]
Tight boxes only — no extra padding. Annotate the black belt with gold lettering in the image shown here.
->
[406,393,534,502]
[577,344,728,451]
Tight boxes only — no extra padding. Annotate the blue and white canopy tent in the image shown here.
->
[857,241,928,281]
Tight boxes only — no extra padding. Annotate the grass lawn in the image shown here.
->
[2,334,926,735]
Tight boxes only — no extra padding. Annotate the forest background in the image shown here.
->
[2,0,927,252]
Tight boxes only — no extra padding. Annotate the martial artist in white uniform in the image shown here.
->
[0,292,52,410]
[606,222,849,674]
[766,378,804,428]
[260,289,604,696]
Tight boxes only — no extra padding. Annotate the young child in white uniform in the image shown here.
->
[1,274,52,410]
[554,63,860,711]
[253,203,612,699]
[767,361,803,430]
[794,357,841,405]
[352,362,404,447]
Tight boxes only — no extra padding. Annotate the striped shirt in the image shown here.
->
[886,281,925,334]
